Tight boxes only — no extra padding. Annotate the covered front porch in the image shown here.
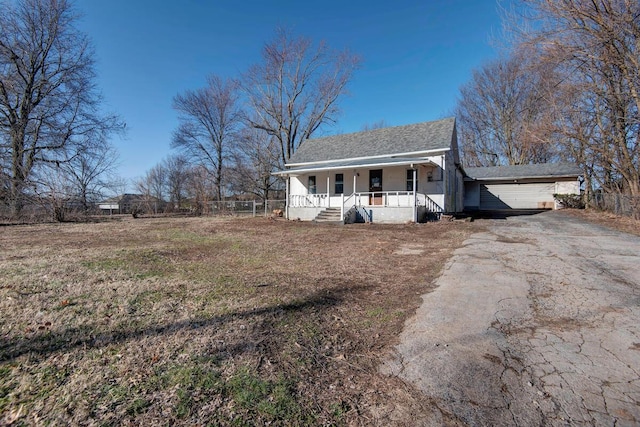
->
[289,191,443,223]
[278,158,446,223]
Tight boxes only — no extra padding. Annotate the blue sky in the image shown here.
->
[78,0,503,186]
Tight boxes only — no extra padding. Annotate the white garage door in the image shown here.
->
[480,183,556,209]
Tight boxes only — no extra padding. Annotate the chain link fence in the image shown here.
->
[589,193,640,219]
[206,200,286,217]
[0,199,288,222]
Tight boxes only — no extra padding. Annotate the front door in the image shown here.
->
[369,169,383,205]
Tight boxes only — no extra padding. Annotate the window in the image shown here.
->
[308,176,316,194]
[335,173,344,194]
[406,169,417,192]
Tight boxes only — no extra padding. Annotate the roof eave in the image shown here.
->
[273,159,438,176]
[286,147,449,168]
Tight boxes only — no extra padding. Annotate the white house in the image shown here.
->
[273,117,465,223]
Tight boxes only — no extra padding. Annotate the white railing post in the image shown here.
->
[340,193,344,221]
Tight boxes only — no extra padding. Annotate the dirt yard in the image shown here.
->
[0,216,475,425]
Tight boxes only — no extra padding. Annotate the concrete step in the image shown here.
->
[314,208,343,223]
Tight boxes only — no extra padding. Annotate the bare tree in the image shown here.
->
[36,163,75,221]
[0,0,123,216]
[186,164,216,215]
[163,154,191,211]
[172,75,241,202]
[455,52,558,167]
[58,139,119,213]
[145,163,168,202]
[516,0,640,196]
[242,28,360,165]
[229,126,283,201]
[135,162,169,214]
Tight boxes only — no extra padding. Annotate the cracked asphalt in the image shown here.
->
[383,211,640,426]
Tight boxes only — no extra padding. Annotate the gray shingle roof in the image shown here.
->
[464,163,582,180]
[287,117,456,165]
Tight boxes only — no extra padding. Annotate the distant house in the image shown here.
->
[463,163,582,211]
[273,117,464,223]
[98,194,165,215]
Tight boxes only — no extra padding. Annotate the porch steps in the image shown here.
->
[313,207,343,224]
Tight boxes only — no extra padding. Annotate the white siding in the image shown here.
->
[555,180,580,194]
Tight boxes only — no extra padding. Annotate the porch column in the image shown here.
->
[327,175,330,207]
[353,173,357,195]
[413,168,418,223]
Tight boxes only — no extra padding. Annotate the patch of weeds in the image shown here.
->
[149,360,222,418]
[91,380,142,417]
[0,364,17,413]
[236,255,267,269]
[366,307,393,323]
[366,307,385,318]
[126,397,151,416]
[82,249,170,279]
[104,383,129,406]
[330,401,351,420]
[226,367,310,424]
[230,241,245,252]
[129,289,164,308]
[82,257,127,272]
[179,262,236,284]
[31,365,72,400]
[167,229,230,246]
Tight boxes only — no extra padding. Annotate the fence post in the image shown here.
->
[252,200,256,217]
[264,200,268,217]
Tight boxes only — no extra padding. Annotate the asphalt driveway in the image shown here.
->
[383,211,640,426]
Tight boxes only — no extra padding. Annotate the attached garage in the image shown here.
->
[464,163,582,211]
[480,182,556,209]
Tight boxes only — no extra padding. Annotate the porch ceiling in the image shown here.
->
[273,156,437,176]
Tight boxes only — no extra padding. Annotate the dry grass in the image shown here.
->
[0,216,477,425]
[562,208,640,236]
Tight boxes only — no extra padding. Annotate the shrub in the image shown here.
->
[553,193,584,209]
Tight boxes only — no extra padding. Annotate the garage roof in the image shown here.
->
[464,163,582,181]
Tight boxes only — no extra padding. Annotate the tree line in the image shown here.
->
[3,0,638,220]
[0,0,124,219]
[136,29,360,212]
[0,0,359,219]
[456,0,640,201]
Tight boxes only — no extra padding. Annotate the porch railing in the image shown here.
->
[416,193,444,213]
[289,191,444,213]
[352,191,416,207]
[289,194,329,207]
